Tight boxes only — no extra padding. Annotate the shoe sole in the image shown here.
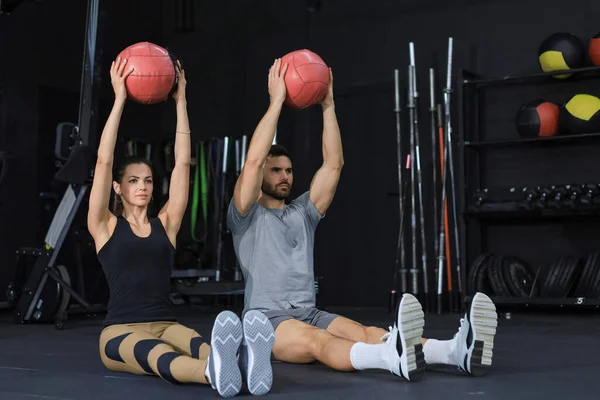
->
[209,311,243,398]
[397,294,426,382]
[466,293,498,377]
[243,310,275,396]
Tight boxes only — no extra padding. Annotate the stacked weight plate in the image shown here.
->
[467,251,600,299]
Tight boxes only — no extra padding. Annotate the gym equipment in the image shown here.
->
[560,94,600,134]
[390,69,407,313]
[538,32,585,78]
[409,43,430,311]
[501,256,537,297]
[586,256,600,297]
[486,255,512,297]
[468,253,540,298]
[436,104,449,314]
[588,32,600,66]
[443,37,462,309]
[9,141,102,328]
[467,253,494,296]
[571,250,600,297]
[407,64,419,299]
[515,99,559,138]
[470,183,600,214]
[116,42,177,105]
[429,69,439,264]
[280,49,329,109]
[541,256,584,297]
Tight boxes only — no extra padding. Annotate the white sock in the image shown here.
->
[423,338,456,365]
[205,364,211,384]
[349,342,389,370]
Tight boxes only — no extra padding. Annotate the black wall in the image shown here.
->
[1,0,599,307]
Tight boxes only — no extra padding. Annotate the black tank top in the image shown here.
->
[97,215,176,326]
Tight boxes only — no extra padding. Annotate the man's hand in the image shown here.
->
[268,58,288,105]
[320,68,334,109]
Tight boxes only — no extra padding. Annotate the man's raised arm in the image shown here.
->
[233,58,289,216]
[310,69,344,216]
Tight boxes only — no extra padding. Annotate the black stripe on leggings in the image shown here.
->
[134,339,163,374]
[157,352,182,384]
[190,336,206,359]
[105,333,132,363]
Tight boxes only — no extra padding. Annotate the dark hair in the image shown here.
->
[268,144,292,162]
[112,155,153,216]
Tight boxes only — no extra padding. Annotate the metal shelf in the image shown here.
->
[464,295,600,308]
[464,204,600,219]
[463,65,600,87]
[463,132,600,149]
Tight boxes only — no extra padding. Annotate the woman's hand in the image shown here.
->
[110,57,134,102]
[172,60,187,103]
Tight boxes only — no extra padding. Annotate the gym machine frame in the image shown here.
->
[11,0,107,327]
[458,65,600,309]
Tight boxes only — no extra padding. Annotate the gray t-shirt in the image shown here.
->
[227,191,323,312]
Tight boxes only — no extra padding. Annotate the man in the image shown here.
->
[227,58,498,382]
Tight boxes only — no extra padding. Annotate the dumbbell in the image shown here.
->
[564,185,582,208]
[474,188,488,206]
[535,186,553,208]
[520,186,538,209]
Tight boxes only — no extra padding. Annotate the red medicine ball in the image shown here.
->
[280,49,330,109]
[515,99,560,138]
[116,42,177,105]
[589,33,600,66]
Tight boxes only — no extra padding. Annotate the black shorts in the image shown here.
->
[261,307,339,331]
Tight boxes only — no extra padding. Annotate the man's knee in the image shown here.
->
[309,328,335,358]
[365,326,387,342]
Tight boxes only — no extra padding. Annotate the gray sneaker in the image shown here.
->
[239,310,275,396]
[208,311,243,398]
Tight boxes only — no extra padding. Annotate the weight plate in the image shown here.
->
[54,264,71,320]
[476,255,495,296]
[487,255,511,297]
[571,251,600,297]
[468,253,493,295]
[486,255,503,296]
[586,258,600,297]
[549,257,570,297]
[503,256,536,297]
[541,258,563,297]
[559,256,584,297]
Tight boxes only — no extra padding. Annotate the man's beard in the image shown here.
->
[262,182,290,201]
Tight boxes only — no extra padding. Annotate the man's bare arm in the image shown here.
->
[233,58,288,215]
[310,69,344,216]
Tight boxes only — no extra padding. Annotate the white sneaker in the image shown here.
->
[381,293,426,381]
[240,310,275,396]
[207,311,243,398]
[450,292,498,376]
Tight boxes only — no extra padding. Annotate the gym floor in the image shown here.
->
[0,305,598,399]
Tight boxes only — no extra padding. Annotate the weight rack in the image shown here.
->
[457,65,600,309]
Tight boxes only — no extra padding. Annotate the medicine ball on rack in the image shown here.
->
[538,32,585,78]
[588,32,600,66]
[515,99,559,138]
[560,94,600,134]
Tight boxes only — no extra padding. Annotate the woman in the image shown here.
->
[87,56,244,398]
